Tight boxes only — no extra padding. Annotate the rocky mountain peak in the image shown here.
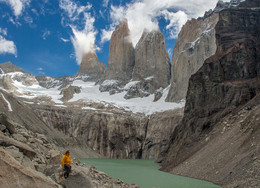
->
[77,51,106,80]
[204,0,244,18]
[115,18,129,33]
[0,61,24,74]
[133,29,171,89]
[105,19,135,82]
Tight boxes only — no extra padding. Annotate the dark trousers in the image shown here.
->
[64,164,71,178]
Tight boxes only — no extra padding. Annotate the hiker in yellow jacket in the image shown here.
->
[61,150,71,178]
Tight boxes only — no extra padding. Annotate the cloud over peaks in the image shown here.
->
[103,0,222,46]
[59,0,97,65]
[71,28,96,65]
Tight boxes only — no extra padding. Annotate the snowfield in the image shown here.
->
[71,80,185,115]
[0,72,185,115]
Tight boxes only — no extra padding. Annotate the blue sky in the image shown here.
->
[0,0,223,77]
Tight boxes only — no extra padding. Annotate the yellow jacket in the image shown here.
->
[61,154,71,167]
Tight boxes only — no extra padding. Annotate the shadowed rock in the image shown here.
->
[162,1,260,186]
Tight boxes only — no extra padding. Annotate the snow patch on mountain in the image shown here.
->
[0,72,185,115]
[70,80,184,115]
[1,93,13,111]
[0,68,4,74]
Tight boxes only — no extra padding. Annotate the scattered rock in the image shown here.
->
[12,133,27,142]
[0,133,36,159]
[0,148,61,188]
[0,124,6,131]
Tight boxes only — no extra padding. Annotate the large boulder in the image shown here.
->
[60,85,81,102]
[0,132,36,159]
[0,148,61,188]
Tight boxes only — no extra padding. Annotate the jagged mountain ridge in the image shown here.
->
[76,19,171,99]
[0,61,184,115]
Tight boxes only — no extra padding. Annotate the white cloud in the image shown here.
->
[0,28,7,36]
[0,0,30,17]
[37,67,43,71]
[71,27,96,65]
[42,30,51,40]
[162,10,188,38]
[24,15,33,24]
[60,37,70,42]
[0,35,17,57]
[36,67,45,75]
[103,0,109,7]
[59,0,97,65]
[101,28,114,44]
[105,0,222,46]
[59,0,92,22]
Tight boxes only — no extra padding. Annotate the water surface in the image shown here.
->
[80,159,219,188]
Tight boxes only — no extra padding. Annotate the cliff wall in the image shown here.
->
[162,1,260,186]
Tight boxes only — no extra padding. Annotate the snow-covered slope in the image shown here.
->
[0,72,184,115]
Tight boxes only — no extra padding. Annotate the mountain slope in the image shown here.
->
[161,0,260,186]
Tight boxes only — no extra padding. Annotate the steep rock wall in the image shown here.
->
[162,0,260,186]
[105,19,135,82]
[32,105,183,160]
[166,13,219,102]
[133,30,171,90]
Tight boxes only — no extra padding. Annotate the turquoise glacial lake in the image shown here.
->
[80,159,220,188]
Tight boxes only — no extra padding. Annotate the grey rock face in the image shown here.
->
[105,19,135,82]
[124,81,152,99]
[133,29,171,90]
[33,104,183,160]
[99,80,124,93]
[166,13,219,102]
[77,52,106,80]
[0,61,24,73]
[60,85,81,102]
[141,109,183,160]
[34,106,148,159]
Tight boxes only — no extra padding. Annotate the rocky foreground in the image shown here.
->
[0,90,138,188]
